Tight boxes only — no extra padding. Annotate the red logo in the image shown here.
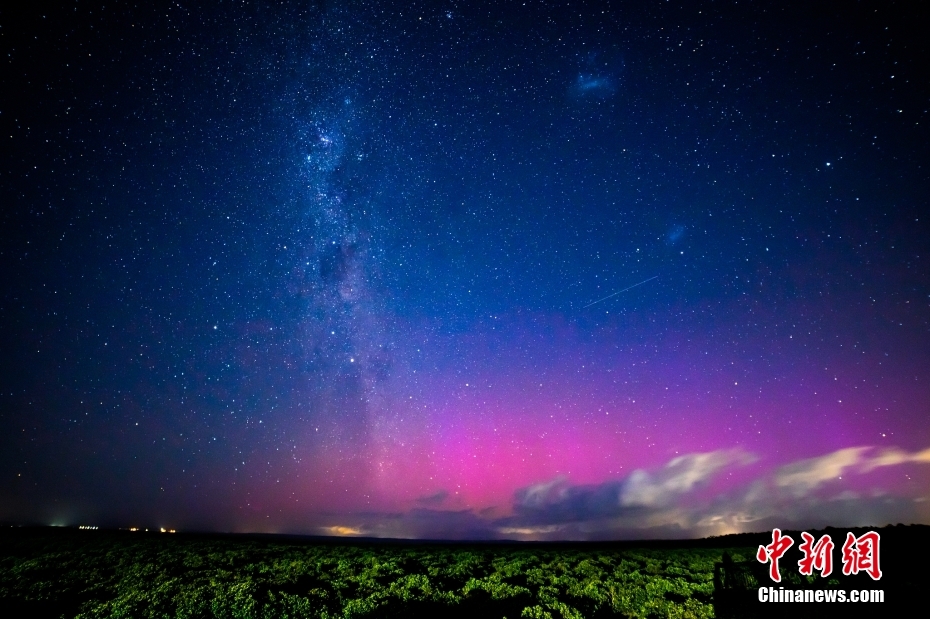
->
[798,532,834,577]
[758,529,882,582]
[757,528,794,582]
[841,531,882,580]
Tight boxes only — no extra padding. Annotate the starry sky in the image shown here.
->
[2,0,929,540]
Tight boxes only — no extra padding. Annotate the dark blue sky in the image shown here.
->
[2,0,929,539]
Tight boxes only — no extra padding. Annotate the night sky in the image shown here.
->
[2,0,929,540]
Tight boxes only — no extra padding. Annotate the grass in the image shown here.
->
[0,529,749,618]
[6,524,922,618]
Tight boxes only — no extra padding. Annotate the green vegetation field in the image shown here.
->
[0,529,754,619]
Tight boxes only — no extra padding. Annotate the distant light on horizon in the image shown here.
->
[321,526,364,536]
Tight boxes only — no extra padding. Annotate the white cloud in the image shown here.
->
[515,475,568,508]
[861,446,930,472]
[691,445,930,536]
[774,446,868,497]
[621,449,755,507]
[774,446,930,497]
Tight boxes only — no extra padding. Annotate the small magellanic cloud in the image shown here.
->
[666,224,686,244]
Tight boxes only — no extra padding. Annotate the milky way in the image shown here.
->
[2,0,929,540]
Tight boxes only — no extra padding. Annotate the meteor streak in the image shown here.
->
[581,276,658,309]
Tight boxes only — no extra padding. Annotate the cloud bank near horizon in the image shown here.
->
[311,445,930,541]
